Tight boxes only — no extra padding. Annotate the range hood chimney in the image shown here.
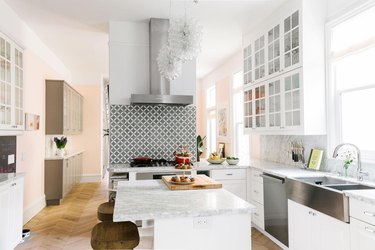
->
[130,18,194,106]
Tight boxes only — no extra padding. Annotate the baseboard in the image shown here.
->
[23,195,46,225]
[80,174,102,183]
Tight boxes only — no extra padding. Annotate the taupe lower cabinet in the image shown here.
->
[45,80,83,135]
[44,153,83,205]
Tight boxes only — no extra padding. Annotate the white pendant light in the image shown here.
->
[157,45,183,80]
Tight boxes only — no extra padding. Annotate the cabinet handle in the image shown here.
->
[226,173,233,176]
[365,227,375,234]
[309,211,317,216]
[364,211,375,217]
[254,190,259,194]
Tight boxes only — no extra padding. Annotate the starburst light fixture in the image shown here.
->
[157,45,183,80]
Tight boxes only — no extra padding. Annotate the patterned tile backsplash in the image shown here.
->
[110,105,196,164]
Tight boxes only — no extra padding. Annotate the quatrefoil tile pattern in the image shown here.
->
[110,105,196,164]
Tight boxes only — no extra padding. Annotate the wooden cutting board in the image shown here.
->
[162,175,222,190]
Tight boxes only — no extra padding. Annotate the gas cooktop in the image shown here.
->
[130,159,176,168]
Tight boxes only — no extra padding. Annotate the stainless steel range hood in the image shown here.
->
[130,18,194,106]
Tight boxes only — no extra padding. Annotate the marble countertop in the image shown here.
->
[45,150,84,160]
[113,180,255,221]
[0,173,25,186]
[345,189,375,205]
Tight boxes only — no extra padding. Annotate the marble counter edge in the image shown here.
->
[113,206,256,222]
[45,150,84,160]
[0,172,25,186]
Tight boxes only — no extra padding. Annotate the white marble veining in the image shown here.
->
[113,180,255,222]
[45,150,84,160]
[0,173,25,186]
[345,189,375,205]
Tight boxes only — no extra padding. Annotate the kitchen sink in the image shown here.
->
[286,176,375,223]
[326,184,375,191]
[295,176,356,186]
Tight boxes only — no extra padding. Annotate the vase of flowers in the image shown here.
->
[341,149,356,177]
[54,136,67,157]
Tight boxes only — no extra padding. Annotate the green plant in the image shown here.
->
[196,135,206,160]
[54,136,67,149]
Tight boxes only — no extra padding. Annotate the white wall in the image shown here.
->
[0,0,70,81]
[109,21,196,105]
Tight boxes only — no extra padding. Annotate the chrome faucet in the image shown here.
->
[332,143,368,181]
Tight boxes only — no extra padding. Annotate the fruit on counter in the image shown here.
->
[175,163,193,169]
[226,156,239,160]
[209,152,225,160]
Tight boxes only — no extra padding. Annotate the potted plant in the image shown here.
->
[54,136,67,157]
[196,135,206,162]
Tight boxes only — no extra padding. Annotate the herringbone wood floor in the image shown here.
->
[16,182,281,250]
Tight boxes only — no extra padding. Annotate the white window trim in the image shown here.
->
[326,0,375,162]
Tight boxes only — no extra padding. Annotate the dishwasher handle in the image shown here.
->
[260,173,285,184]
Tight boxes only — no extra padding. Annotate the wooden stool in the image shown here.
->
[97,202,114,222]
[91,221,140,250]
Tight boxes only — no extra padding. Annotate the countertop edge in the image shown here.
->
[45,150,84,160]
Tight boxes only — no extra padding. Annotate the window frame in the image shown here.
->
[326,1,375,162]
[205,84,216,156]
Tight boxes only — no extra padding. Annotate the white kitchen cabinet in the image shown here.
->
[248,169,264,230]
[243,0,326,135]
[288,200,350,250]
[46,80,83,135]
[0,32,24,134]
[349,198,375,250]
[0,177,24,250]
[211,169,247,200]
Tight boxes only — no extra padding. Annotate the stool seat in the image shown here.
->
[91,221,140,250]
[97,202,114,222]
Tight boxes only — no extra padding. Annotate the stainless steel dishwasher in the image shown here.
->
[261,173,289,247]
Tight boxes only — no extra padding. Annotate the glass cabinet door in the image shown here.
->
[243,44,253,85]
[268,79,281,127]
[0,37,12,128]
[14,47,23,127]
[244,89,254,128]
[255,85,266,128]
[267,24,281,77]
[254,35,266,81]
[284,11,300,70]
[284,71,301,127]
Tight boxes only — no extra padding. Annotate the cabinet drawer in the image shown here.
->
[350,217,375,248]
[252,200,265,230]
[211,169,246,180]
[350,199,375,226]
[251,181,264,205]
[251,169,263,183]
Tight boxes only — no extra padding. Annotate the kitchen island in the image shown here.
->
[114,180,255,250]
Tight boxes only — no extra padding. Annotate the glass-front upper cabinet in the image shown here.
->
[254,35,266,81]
[284,70,301,127]
[267,24,281,77]
[244,89,253,128]
[268,79,281,128]
[243,44,253,85]
[0,33,24,132]
[255,85,266,128]
[284,11,300,70]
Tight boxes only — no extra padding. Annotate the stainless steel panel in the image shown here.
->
[130,94,193,106]
[286,178,350,222]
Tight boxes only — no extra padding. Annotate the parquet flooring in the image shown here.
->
[16,182,281,250]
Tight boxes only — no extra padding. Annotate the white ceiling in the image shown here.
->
[6,0,287,84]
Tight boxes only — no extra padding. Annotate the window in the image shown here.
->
[206,85,216,155]
[232,72,250,162]
[327,3,375,161]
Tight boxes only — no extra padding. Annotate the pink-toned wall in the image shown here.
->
[16,50,61,219]
[197,51,243,157]
[71,85,102,178]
